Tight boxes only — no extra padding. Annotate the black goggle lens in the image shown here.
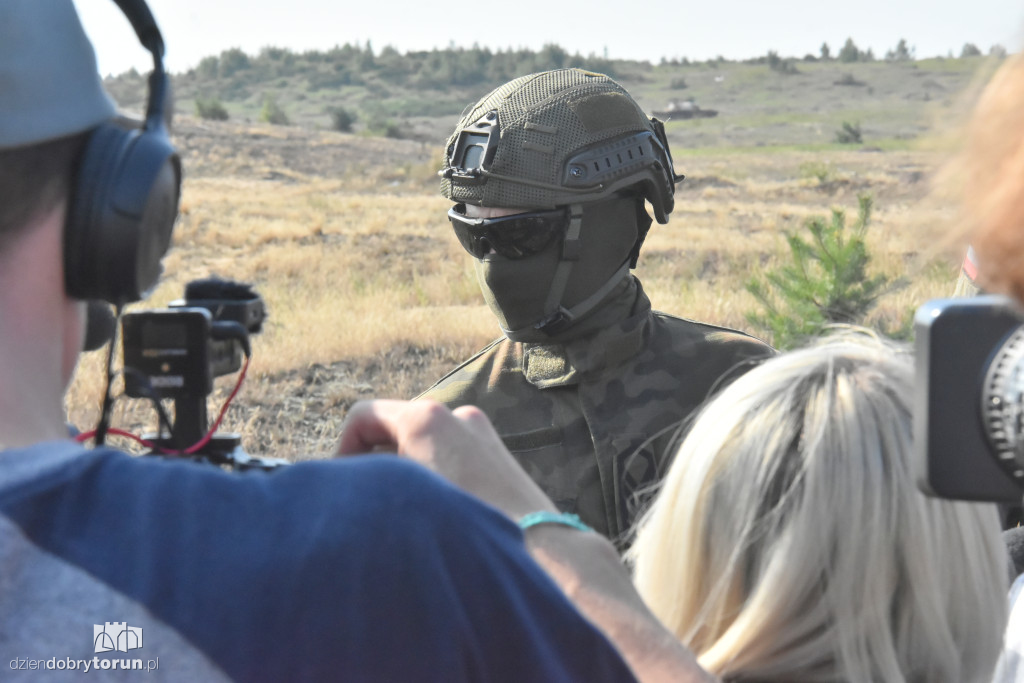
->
[447,205,569,260]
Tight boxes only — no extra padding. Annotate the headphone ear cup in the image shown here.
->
[65,119,180,304]
[65,122,124,300]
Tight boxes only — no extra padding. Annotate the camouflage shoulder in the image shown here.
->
[651,310,775,353]
[414,336,507,401]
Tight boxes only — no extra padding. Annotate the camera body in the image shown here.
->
[122,289,265,400]
[118,279,280,466]
[915,295,1024,503]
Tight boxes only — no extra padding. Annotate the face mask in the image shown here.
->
[473,242,562,337]
[467,195,640,342]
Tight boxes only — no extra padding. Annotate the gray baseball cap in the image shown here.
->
[0,0,117,148]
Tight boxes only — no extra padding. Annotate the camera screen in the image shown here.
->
[141,319,187,349]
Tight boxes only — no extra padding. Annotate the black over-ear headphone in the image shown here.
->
[64,0,181,305]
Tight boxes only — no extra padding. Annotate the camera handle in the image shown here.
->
[144,400,288,471]
[146,428,286,471]
[143,322,288,470]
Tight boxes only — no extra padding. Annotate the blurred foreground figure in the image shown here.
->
[960,55,1024,299]
[629,335,1007,682]
[421,69,772,543]
[955,53,1024,683]
[0,2,638,680]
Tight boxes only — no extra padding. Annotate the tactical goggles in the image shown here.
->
[447,204,569,260]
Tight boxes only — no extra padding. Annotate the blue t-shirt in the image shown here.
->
[0,442,636,681]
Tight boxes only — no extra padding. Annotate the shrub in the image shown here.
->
[833,73,866,87]
[961,43,982,58]
[885,38,914,61]
[218,48,251,78]
[308,68,354,91]
[799,161,833,184]
[838,38,861,63]
[328,106,356,132]
[766,50,798,74]
[365,112,402,139]
[194,97,229,121]
[745,195,903,349]
[835,38,875,63]
[834,121,862,144]
[669,76,688,90]
[195,56,219,80]
[260,94,289,125]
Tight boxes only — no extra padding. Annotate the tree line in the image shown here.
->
[183,42,617,93]
[662,37,1006,69]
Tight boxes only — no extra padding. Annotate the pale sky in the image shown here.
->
[76,0,1024,77]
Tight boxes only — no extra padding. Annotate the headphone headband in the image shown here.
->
[112,0,165,58]
[63,0,181,304]
[110,0,169,132]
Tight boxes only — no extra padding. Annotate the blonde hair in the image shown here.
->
[962,54,1024,300]
[629,334,1008,682]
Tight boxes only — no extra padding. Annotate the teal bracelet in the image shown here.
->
[518,511,594,533]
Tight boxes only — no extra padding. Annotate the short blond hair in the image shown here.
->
[629,334,1008,682]
[963,54,1024,300]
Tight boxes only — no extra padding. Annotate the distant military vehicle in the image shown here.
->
[652,99,718,120]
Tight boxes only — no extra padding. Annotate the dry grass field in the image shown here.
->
[65,83,982,459]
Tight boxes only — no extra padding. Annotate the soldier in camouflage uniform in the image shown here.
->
[419,69,773,545]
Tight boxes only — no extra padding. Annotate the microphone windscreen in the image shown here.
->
[83,300,116,352]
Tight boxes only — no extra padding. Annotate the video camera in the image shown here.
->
[118,278,287,470]
[915,295,1024,506]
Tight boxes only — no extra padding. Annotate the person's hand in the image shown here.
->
[336,399,556,521]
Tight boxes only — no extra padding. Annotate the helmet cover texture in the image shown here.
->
[441,68,679,222]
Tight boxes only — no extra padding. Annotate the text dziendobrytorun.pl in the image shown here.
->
[10,657,159,672]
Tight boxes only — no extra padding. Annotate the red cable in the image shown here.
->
[74,356,251,456]
[184,356,249,455]
[75,428,157,449]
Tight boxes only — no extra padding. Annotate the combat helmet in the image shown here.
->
[440,69,681,223]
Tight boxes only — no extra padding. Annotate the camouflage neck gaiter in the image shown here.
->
[473,195,640,344]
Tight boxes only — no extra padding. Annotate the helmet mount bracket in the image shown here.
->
[445,110,500,186]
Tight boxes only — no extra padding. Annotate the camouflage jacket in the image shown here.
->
[418,277,774,545]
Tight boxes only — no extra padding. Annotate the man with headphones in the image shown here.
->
[420,70,774,546]
[0,2,639,679]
